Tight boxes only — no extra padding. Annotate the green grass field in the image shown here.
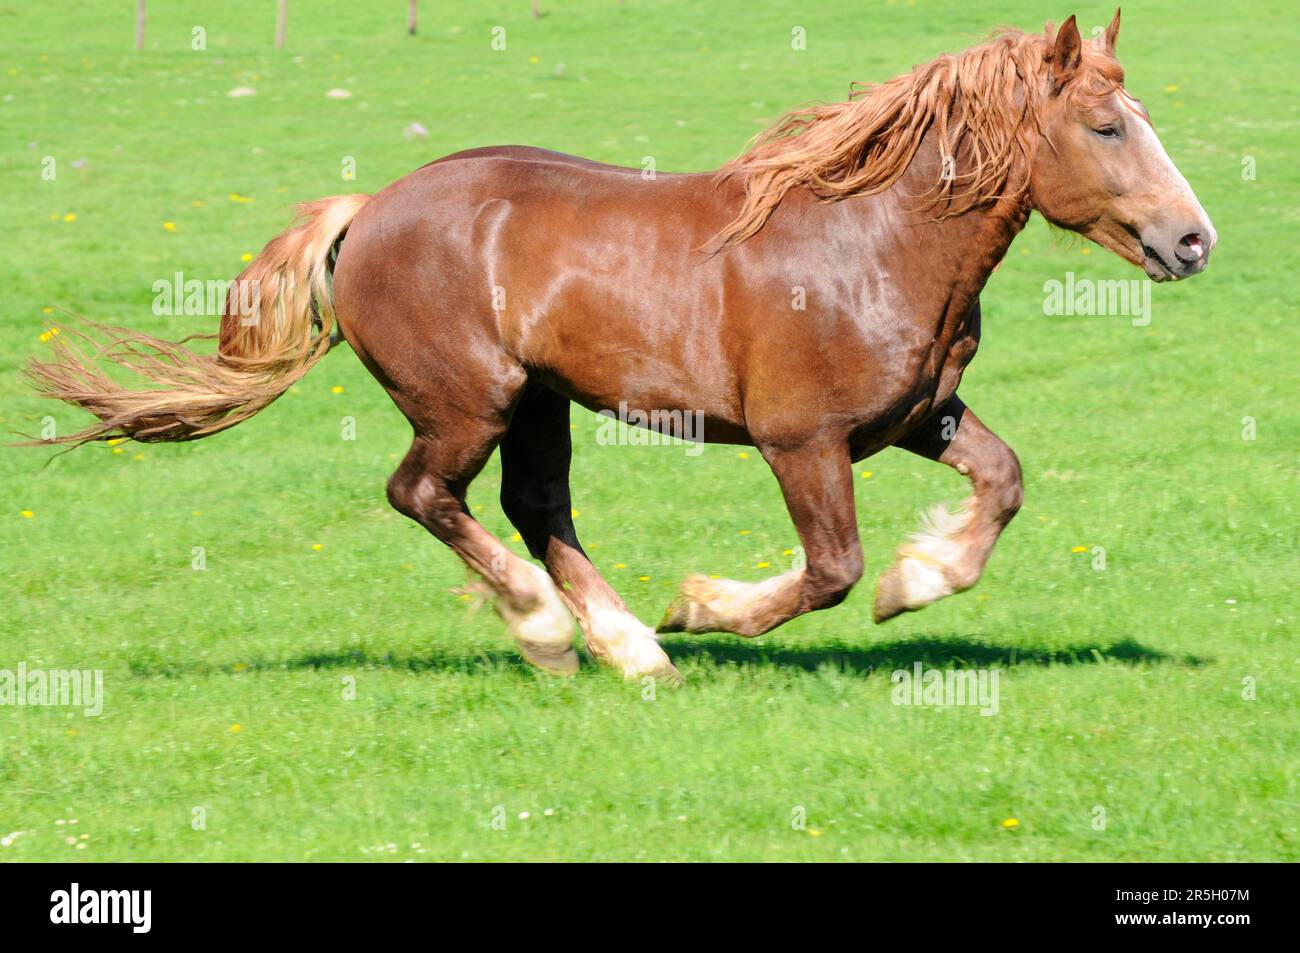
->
[1,1,1296,861]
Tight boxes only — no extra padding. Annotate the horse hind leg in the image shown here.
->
[499,384,680,682]
[387,428,579,675]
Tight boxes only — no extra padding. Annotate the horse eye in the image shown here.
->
[1093,126,1120,139]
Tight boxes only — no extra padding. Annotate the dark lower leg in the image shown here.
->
[499,385,678,679]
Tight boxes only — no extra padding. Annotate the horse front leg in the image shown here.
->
[658,439,863,637]
[873,395,1023,622]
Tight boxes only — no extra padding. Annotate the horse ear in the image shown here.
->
[1049,15,1083,89]
[1105,8,1121,53]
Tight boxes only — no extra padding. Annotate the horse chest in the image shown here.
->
[934,298,983,396]
[893,298,982,403]
[846,300,981,457]
[933,326,980,403]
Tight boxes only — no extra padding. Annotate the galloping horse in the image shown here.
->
[28,12,1215,681]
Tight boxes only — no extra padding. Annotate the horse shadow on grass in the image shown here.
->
[658,634,1206,677]
[128,633,1204,680]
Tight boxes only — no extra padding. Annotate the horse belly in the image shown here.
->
[522,308,752,444]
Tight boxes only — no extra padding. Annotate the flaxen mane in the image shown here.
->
[714,24,1125,248]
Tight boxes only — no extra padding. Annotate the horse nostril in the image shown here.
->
[1176,232,1205,263]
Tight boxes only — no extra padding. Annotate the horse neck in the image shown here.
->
[893,127,1035,301]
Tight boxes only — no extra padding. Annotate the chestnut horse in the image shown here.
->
[28,12,1214,682]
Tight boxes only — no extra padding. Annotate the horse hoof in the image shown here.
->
[656,574,714,633]
[518,641,581,676]
[497,562,580,675]
[655,664,686,688]
[583,605,684,682]
[873,563,911,623]
[875,554,959,623]
[656,596,689,633]
[629,653,686,687]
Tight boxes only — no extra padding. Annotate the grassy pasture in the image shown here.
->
[0,1,1296,860]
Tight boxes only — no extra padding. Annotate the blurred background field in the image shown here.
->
[0,1,1296,860]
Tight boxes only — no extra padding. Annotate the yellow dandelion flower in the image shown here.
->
[510,532,522,542]
[63,213,76,222]
[233,662,247,672]
[163,221,176,232]
[241,253,253,262]
[709,573,721,579]
[860,471,873,479]
[738,529,751,535]
[39,332,50,343]
[1080,247,1091,255]
[20,510,34,519]
[1001,817,1019,829]
[782,549,794,556]
[107,437,124,446]
[191,511,203,516]
[1163,84,1179,93]
[42,306,53,314]
[613,563,626,569]
[132,453,144,462]
[331,385,344,394]
[528,55,541,64]
[756,562,770,569]
[737,451,749,459]
[639,575,650,582]
[230,724,242,734]
[66,728,78,737]
[808,829,822,837]
[570,508,580,518]
[1071,546,1088,553]
[111,447,124,455]
[312,543,323,551]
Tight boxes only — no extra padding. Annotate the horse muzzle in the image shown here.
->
[1141,218,1217,281]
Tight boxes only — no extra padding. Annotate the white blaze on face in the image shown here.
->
[1115,89,1215,252]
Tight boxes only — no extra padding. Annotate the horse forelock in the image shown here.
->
[713,27,1124,248]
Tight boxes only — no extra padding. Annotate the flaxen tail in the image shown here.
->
[25,194,369,444]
